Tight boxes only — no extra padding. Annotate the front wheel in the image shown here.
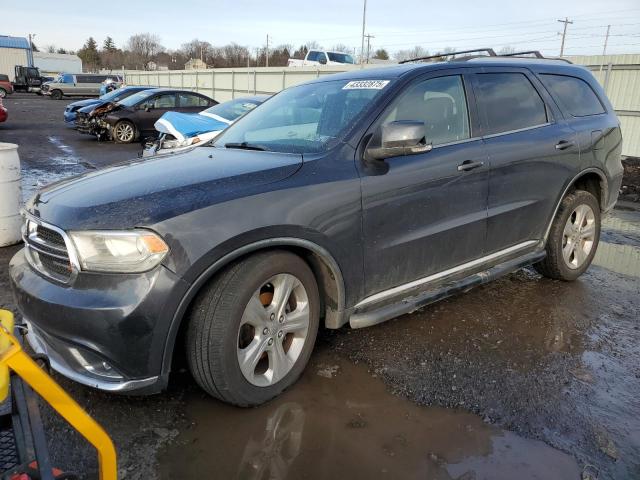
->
[0,88,6,98]
[112,120,136,143]
[50,89,63,100]
[186,251,320,406]
[534,190,601,281]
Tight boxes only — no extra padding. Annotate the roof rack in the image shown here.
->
[499,50,573,64]
[399,48,497,64]
[399,48,573,65]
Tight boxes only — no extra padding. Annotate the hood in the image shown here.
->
[28,148,302,230]
[155,111,230,143]
[69,98,101,110]
[78,101,118,116]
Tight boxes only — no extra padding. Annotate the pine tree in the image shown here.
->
[103,36,116,52]
[78,37,101,72]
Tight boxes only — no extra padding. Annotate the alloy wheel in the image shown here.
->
[562,204,596,269]
[115,123,134,143]
[237,273,310,387]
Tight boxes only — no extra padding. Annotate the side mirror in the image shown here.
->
[365,121,432,162]
[318,56,328,65]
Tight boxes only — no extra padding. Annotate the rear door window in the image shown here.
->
[178,93,209,107]
[474,73,548,135]
[307,51,320,62]
[381,75,471,146]
[152,94,177,109]
[539,74,605,117]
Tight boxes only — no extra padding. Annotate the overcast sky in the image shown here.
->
[5,0,640,57]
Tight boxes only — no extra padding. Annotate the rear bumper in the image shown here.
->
[9,248,189,394]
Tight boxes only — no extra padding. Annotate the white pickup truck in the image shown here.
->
[287,50,356,67]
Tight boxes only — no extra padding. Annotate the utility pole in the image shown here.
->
[557,17,573,57]
[599,25,611,72]
[27,33,36,67]
[365,34,375,64]
[265,34,270,67]
[360,0,367,65]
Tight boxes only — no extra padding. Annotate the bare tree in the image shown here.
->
[498,46,516,55]
[331,43,351,53]
[393,46,429,62]
[305,40,323,50]
[126,33,164,70]
[181,39,213,64]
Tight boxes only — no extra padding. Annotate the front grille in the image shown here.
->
[24,217,73,282]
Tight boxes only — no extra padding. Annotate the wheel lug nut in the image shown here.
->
[262,328,269,335]
[278,331,283,338]
[270,313,275,321]
[268,338,274,346]
[279,316,284,323]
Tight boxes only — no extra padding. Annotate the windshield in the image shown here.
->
[117,89,155,107]
[201,98,263,122]
[214,79,391,154]
[101,87,137,102]
[327,52,355,64]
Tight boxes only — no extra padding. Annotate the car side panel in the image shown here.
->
[151,145,365,309]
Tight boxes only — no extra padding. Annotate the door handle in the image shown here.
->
[555,140,575,150]
[457,160,484,172]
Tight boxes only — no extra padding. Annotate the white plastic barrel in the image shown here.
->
[0,143,22,247]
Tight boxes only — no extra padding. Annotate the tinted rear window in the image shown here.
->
[475,73,548,135]
[539,74,605,117]
[0,74,9,82]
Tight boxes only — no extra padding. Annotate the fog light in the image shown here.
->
[69,347,123,380]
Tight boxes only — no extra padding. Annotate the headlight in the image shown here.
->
[68,230,169,273]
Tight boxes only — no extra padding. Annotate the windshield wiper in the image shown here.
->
[224,142,269,151]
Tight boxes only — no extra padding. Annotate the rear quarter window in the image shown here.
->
[539,74,606,117]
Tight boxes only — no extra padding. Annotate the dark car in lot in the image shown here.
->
[76,88,215,142]
[64,86,152,126]
[10,53,623,406]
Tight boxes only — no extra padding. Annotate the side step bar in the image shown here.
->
[349,250,545,329]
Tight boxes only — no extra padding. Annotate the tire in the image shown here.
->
[112,120,136,144]
[186,251,320,406]
[534,190,601,281]
[0,88,6,98]
[50,89,63,100]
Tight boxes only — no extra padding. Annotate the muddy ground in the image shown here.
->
[0,94,638,479]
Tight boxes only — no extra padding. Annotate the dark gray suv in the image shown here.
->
[10,55,623,406]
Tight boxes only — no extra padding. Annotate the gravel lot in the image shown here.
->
[0,93,638,480]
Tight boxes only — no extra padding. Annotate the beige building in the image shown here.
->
[185,58,207,70]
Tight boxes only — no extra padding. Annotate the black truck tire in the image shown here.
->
[186,251,320,406]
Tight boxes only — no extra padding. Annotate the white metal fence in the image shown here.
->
[124,65,365,103]
[124,55,640,157]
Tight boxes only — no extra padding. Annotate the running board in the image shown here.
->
[349,250,546,329]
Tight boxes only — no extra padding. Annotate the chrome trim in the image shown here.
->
[24,319,159,392]
[482,122,551,140]
[354,240,539,309]
[21,210,81,283]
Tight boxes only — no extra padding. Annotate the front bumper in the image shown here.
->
[63,111,77,126]
[9,248,189,394]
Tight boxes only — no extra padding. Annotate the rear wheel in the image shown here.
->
[0,88,6,98]
[113,120,136,143]
[50,89,63,100]
[534,190,600,281]
[186,251,320,406]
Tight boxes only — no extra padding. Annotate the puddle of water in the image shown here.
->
[158,349,579,480]
[595,209,640,277]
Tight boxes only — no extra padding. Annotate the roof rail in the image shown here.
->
[499,50,573,64]
[399,48,497,64]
